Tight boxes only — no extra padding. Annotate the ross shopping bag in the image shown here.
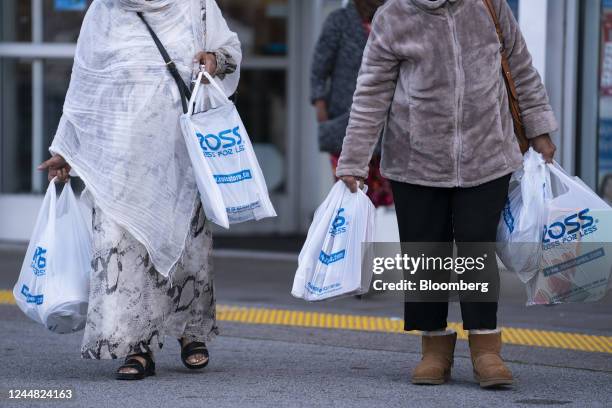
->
[496,148,548,282]
[292,181,376,301]
[527,162,612,305]
[180,71,276,229]
[13,180,92,333]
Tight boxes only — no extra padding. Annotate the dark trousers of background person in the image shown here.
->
[391,174,511,331]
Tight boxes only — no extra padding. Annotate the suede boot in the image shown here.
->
[469,332,514,388]
[412,332,456,385]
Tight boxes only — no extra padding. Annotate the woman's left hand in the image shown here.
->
[531,134,556,163]
[194,52,217,82]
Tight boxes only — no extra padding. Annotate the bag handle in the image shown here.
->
[44,179,59,259]
[187,71,232,115]
[137,12,192,114]
[481,0,529,154]
[546,161,593,200]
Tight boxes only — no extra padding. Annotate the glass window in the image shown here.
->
[219,0,289,193]
[235,70,286,192]
[44,59,73,149]
[0,0,32,42]
[43,0,92,43]
[217,0,288,57]
[599,1,612,206]
[1,59,32,193]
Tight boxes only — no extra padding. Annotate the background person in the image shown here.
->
[38,0,241,380]
[337,0,557,387]
[310,0,393,208]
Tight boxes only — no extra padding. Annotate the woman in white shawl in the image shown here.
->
[38,0,242,380]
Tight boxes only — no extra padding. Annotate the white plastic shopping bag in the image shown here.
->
[292,181,376,301]
[496,148,548,282]
[527,162,612,304]
[180,71,276,228]
[13,180,92,333]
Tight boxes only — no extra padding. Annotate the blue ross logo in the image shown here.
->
[30,246,47,276]
[196,126,242,152]
[21,284,43,305]
[214,169,253,184]
[543,208,596,243]
[319,250,346,265]
[329,208,347,236]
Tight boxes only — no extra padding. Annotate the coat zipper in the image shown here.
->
[447,6,465,186]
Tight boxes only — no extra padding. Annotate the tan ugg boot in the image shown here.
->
[469,332,513,388]
[411,332,456,385]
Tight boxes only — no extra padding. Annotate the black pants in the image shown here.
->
[391,174,511,331]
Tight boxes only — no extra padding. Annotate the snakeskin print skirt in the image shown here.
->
[81,201,217,360]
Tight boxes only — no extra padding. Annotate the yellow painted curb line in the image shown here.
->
[2,290,610,354]
[216,305,612,354]
[0,290,15,306]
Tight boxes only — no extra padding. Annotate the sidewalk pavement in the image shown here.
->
[1,241,611,407]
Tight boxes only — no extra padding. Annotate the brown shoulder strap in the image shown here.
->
[481,0,529,153]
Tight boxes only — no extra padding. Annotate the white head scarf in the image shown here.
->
[50,0,242,277]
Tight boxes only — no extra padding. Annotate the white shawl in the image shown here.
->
[50,0,242,277]
[118,0,171,12]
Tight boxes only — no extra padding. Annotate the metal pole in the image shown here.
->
[579,0,601,188]
[561,0,579,174]
[31,0,44,193]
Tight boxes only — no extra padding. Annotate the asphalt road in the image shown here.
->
[1,242,611,407]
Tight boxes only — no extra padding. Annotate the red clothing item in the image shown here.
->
[330,153,394,208]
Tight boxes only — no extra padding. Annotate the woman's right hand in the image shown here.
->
[38,155,71,182]
[340,175,364,193]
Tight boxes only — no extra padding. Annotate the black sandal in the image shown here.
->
[178,339,209,370]
[115,353,156,380]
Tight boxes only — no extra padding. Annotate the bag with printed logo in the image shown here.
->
[13,180,92,333]
[496,149,548,283]
[292,181,376,301]
[527,162,612,305]
[180,71,276,229]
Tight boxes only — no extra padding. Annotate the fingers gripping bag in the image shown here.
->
[496,148,548,282]
[13,180,92,333]
[527,162,612,305]
[292,181,376,301]
[180,71,276,228]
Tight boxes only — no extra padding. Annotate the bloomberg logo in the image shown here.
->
[542,208,597,245]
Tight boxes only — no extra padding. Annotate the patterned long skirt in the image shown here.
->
[81,201,217,360]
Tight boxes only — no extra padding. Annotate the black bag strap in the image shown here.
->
[137,12,192,113]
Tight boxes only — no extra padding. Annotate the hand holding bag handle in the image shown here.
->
[482,0,530,154]
[187,71,232,116]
